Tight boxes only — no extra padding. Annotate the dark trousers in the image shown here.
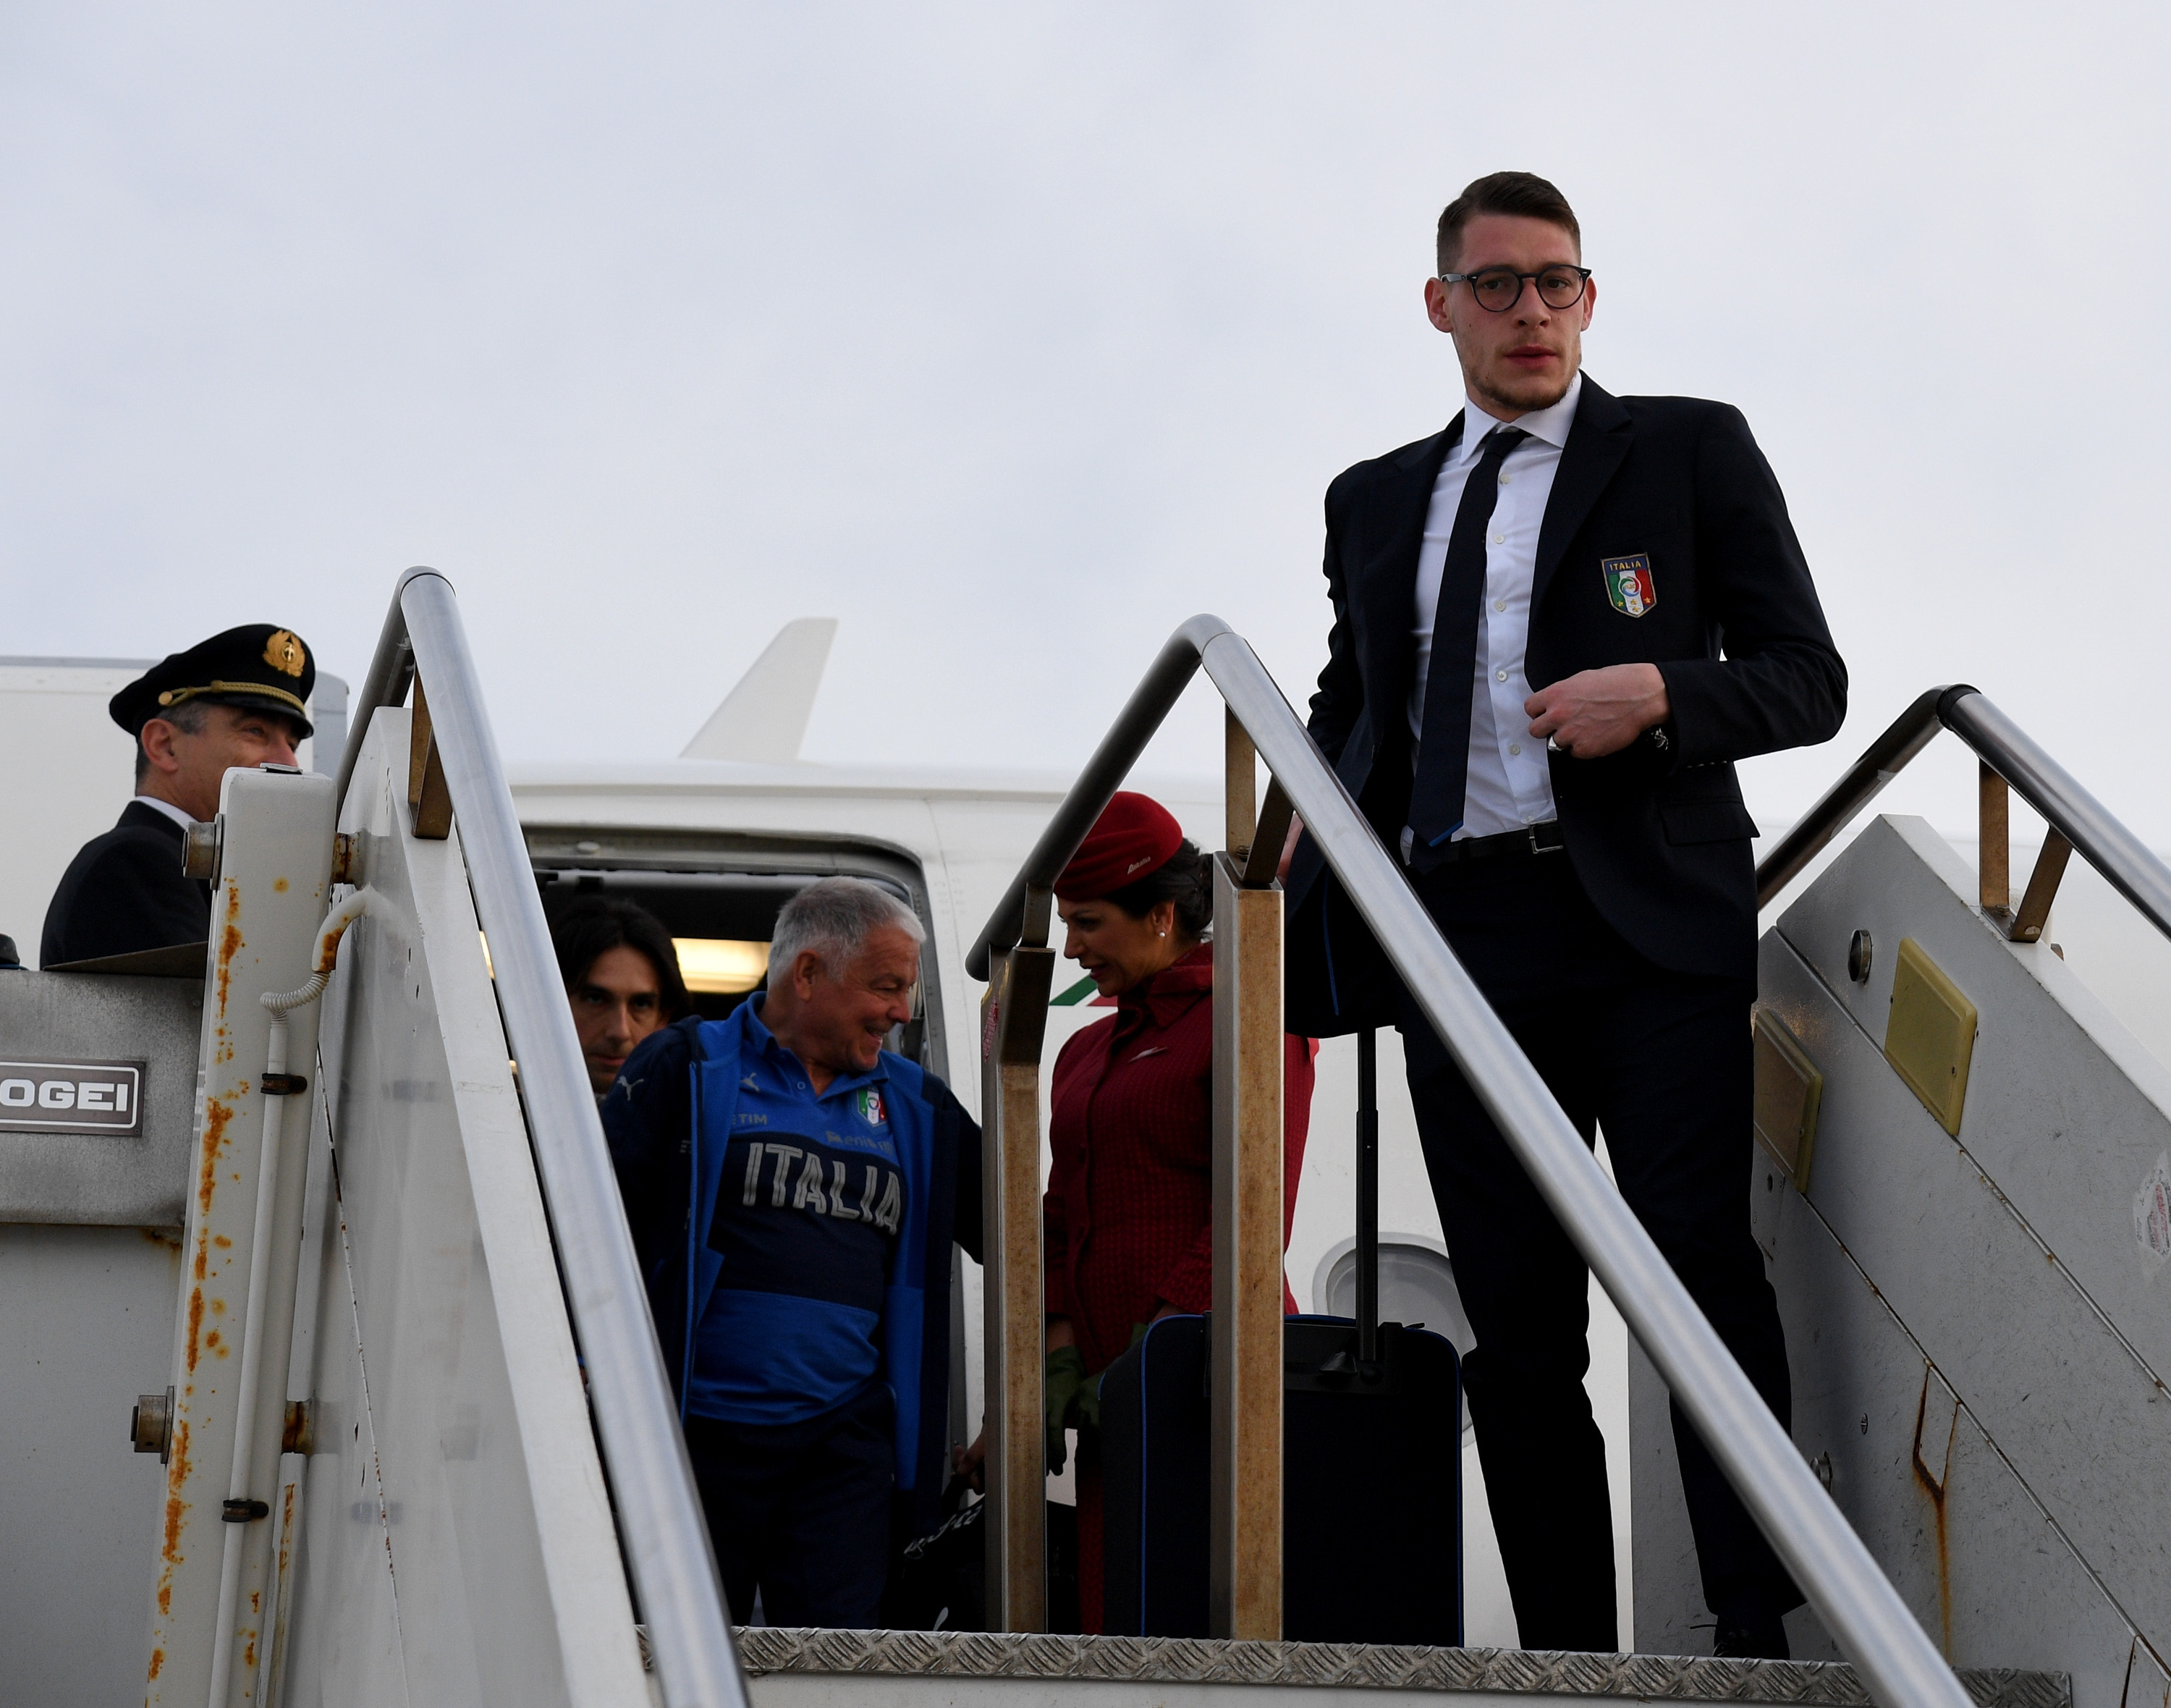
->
[683,1382,894,1628]
[1396,851,1800,1651]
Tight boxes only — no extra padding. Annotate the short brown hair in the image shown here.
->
[1436,172,1580,274]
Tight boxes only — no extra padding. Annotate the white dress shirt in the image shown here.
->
[132,792,198,832]
[1408,371,1581,842]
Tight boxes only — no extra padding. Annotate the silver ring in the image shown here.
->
[1546,735,1563,753]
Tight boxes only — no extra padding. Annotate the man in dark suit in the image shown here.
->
[1286,172,1845,1658]
[41,625,316,969]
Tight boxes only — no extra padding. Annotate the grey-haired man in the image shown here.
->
[603,876,982,1627]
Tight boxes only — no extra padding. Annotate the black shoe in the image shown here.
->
[1712,1615,1789,1660]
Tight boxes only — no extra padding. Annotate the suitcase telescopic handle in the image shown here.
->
[1357,1028,1380,1364]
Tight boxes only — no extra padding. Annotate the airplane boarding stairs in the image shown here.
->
[1635,815,2171,1704]
[0,573,2158,1708]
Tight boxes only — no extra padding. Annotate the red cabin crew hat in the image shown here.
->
[1056,792,1185,901]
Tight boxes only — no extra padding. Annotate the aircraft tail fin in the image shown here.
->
[679,617,837,762]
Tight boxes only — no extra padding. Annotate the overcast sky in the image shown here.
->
[5,4,2167,844]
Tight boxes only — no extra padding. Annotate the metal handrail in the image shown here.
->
[1756,684,2171,938]
[340,569,745,1708]
[967,617,1224,978]
[971,614,1971,1708]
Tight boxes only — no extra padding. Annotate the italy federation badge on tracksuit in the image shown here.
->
[1602,552,1656,617]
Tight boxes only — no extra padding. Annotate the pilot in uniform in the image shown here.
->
[41,625,316,969]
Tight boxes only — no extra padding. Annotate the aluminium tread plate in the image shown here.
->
[732,1628,2068,1708]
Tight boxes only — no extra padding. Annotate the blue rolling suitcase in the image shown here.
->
[1099,1031,1463,1644]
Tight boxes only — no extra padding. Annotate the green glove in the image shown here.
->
[1045,1345,1088,1475]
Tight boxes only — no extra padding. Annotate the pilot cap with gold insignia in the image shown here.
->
[109,624,318,740]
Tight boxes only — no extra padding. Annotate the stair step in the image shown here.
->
[735,1628,2070,1708]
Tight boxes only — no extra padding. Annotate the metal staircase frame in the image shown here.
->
[326,571,2171,1708]
[1753,682,2171,941]
[337,569,747,1708]
[965,614,1984,1708]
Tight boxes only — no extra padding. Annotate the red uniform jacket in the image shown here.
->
[1043,944,1316,1373]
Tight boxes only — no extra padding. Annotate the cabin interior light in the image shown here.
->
[674,937,771,994]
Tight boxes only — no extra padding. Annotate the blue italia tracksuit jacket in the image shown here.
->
[602,998,983,1538]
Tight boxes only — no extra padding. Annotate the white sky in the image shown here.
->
[4,4,2167,844]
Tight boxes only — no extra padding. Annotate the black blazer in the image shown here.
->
[40,800,213,968]
[1287,376,1845,1031]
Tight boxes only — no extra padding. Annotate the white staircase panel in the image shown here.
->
[1764,822,2171,1629]
[281,706,650,1707]
[1775,814,2171,1376]
[276,1183,412,1707]
[1635,812,2168,1701]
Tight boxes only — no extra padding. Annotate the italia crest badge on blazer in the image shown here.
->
[1601,553,1656,618]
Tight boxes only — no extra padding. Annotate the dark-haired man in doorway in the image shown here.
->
[1286,172,1847,1657]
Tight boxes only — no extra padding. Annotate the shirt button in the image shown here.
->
[1491,532,1505,544]
[1497,473,1510,486]
[1495,668,1508,682]
[1493,599,1506,612]
[1510,743,1522,756]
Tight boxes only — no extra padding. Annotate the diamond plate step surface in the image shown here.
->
[735,1628,2069,1708]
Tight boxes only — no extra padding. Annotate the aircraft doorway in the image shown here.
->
[525,826,944,1075]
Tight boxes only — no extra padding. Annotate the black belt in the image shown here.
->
[1419,820,1566,866]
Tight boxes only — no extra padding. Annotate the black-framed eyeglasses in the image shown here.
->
[1438,264,1592,313]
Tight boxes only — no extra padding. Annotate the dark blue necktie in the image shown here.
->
[1407,426,1529,862]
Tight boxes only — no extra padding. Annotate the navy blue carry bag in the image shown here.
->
[1098,1031,1463,1644]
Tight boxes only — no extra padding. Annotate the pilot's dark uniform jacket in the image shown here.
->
[40,624,316,970]
[41,802,213,969]
[604,995,982,1626]
[1288,374,1845,1652]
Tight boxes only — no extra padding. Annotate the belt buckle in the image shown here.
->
[1528,824,1560,856]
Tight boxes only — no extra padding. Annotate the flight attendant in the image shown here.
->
[1041,792,1314,1633]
